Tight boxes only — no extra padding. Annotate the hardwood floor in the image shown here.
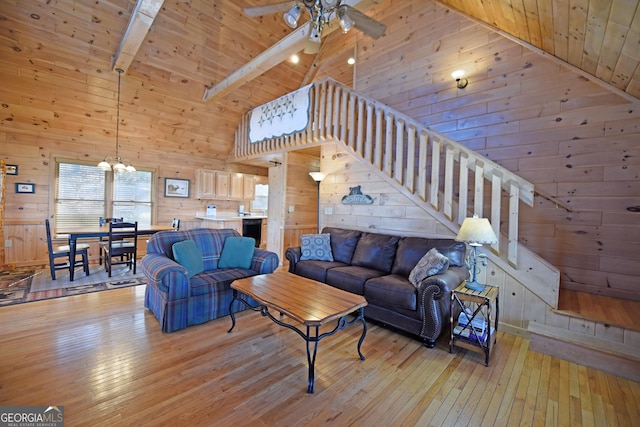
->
[0,286,638,426]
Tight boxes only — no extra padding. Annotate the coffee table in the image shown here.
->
[228,271,368,393]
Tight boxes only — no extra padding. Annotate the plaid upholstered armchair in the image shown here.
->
[141,228,279,332]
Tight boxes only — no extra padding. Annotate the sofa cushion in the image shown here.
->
[189,268,256,297]
[391,237,433,277]
[300,233,334,261]
[323,227,361,264]
[172,240,204,278]
[350,232,399,274]
[326,265,384,295]
[218,236,255,269]
[364,275,417,311]
[295,260,348,283]
[408,248,449,287]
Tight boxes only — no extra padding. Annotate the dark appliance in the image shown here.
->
[242,218,262,248]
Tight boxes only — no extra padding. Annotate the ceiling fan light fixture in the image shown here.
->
[339,15,354,33]
[337,6,354,33]
[303,23,321,54]
[283,5,301,28]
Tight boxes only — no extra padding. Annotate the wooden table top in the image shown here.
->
[231,272,368,327]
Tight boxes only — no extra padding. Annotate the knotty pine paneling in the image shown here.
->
[340,0,640,300]
[2,0,640,303]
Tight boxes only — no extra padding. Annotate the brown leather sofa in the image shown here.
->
[285,227,469,347]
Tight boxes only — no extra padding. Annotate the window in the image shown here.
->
[55,160,153,230]
[252,183,268,211]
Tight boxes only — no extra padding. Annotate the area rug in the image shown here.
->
[0,268,146,307]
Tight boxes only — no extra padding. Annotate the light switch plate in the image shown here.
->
[288,205,295,213]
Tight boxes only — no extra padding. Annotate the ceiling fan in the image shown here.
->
[244,0,386,54]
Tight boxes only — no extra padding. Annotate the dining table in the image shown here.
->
[57,224,176,281]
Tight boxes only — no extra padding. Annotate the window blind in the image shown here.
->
[55,161,154,231]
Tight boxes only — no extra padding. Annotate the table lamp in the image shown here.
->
[455,215,498,292]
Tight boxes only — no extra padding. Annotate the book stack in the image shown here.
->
[454,311,494,342]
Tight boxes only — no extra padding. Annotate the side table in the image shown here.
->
[450,282,499,366]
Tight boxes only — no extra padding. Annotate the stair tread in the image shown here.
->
[528,321,640,360]
[557,289,640,332]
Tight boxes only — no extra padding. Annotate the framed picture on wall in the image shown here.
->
[6,164,18,175]
[16,183,35,193]
[164,178,190,198]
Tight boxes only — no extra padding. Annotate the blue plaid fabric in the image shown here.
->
[141,228,279,332]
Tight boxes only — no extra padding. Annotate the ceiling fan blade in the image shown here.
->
[244,1,297,18]
[343,5,386,39]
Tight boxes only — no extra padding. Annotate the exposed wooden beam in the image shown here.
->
[203,0,382,102]
[112,0,165,72]
[203,24,312,102]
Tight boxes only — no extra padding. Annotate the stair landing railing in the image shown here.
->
[234,78,534,269]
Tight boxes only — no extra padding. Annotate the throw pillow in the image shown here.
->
[218,236,255,269]
[172,240,204,278]
[300,233,334,261]
[408,248,449,287]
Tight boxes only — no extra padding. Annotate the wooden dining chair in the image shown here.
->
[99,217,126,265]
[103,221,138,277]
[45,219,90,280]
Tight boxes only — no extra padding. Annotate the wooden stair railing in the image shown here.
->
[234,78,535,269]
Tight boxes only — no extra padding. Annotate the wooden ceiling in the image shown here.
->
[437,0,640,99]
[1,0,638,164]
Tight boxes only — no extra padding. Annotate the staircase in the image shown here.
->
[231,78,639,380]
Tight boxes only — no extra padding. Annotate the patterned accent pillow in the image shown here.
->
[408,248,449,287]
[300,233,334,261]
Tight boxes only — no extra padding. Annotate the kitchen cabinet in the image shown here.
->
[197,170,258,201]
[261,220,267,249]
[195,169,216,199]
[215,172,230,199]
[243,174,255,200]
[229,173,244,200]
[200,218,242,235]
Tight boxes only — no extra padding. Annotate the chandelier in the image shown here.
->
[282,0,385,54]
[98,68,136,173]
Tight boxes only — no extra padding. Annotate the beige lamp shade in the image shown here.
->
[309,171,326,182]
[455,215,498,246]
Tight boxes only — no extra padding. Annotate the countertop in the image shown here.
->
[196,214,267,221]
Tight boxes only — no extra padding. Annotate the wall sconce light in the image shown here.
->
[451,70,468,89]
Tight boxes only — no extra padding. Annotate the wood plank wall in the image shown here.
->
[318,143,548,333]
[321,0,640,301]
[282,150,319,256]
[0,0,295,267]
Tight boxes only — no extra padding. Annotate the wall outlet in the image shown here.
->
[4,240,11,248]
[288,205,295,213]
[324,207,333,215]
